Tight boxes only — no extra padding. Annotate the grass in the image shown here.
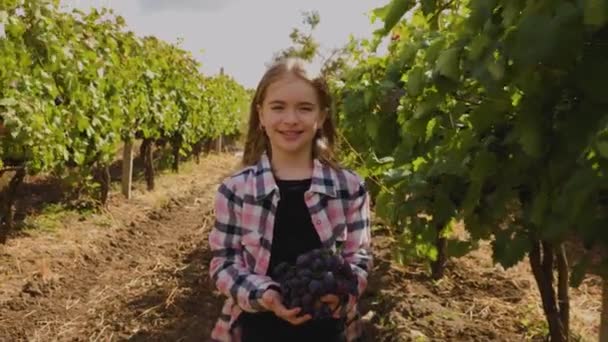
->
[518,306,549,341]
[19,203,72,234]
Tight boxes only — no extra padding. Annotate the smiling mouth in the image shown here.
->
[278,130,304,138]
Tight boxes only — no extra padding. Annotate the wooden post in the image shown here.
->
[216,135,223,153]
[121,140,134,199]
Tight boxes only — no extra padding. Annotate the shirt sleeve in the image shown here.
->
[208,181,279,313]
[341,179,373,298]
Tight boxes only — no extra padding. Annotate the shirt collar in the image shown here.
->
[253,151,337,201]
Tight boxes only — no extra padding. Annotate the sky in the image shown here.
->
[59,0,386,89]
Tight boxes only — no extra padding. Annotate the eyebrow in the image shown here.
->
[267,100,316,106]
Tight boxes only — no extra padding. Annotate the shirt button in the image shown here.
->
[315,219,322,225]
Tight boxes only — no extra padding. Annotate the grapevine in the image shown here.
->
[333,0,608,340]
[0,0,249,242]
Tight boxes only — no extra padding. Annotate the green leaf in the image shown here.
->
[570,256,590,288]
[492,230,529,269]
[435,47,460,81]
[598,141,608,158]
[364,89,374,107]
[420,0,437,16]
[530,180,549,226]
[468,0,497,30]
[376,190,395,222]
[487,57,505,81]
[414,92,441,119]
[366,114,379,140]
[398,43,419,66]
[375,0,415,36]
[74,150,85,165]
[557,169,596,225]
[383,166,411,185]
[584,0,607,28]
[471,150,497,182]
[462,151,496,214]
[0,98,17,106]
[433,190,454,224]
[425,117,437,142]
[517,111,543,158]
[469,101,504,132]
[468,33,491,61]
[425,37,445,64]
[371,4,390,22]
[407,67,424,97]
[412,156,426,171]
[508,13,557,67]
[447,239,476,258]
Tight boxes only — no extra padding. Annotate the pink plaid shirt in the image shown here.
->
[208,152,373,341]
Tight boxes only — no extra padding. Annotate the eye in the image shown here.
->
[271,105,284,111]
[299,106,313,112]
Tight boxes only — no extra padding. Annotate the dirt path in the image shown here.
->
[0,153,601,342]
[0,153,238,342]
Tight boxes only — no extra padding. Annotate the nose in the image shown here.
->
[283,108,298,123]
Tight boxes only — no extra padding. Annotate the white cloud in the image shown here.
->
[138,0,239,12]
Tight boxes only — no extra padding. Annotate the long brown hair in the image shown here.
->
[242,58,338,168]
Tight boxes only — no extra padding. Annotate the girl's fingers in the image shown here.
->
[277,306,300,318]
[272,300,300,318]
[290,313,312,325]
[275,305,312,325]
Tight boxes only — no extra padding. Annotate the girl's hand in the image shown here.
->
[260,289,313,325]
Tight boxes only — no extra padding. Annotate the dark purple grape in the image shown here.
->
[338,262,353,278]
[287,278,299,289]
[302,293,313,306]
[272,262,291,279]
[301,303,314,316]
[322,272,336,292]
[300,275,311,285]
[308,280,321,295]
[284,268,296,281]
[311,270,325,281]
[297,286,308,296]
[296,254,311,267]
[297,268,313,279]
[280,283,290,295]
[312,258,324,271]
[334,255,344,268]
[327,256,338,270]
[311,249,322,258]
[290,297,301,308]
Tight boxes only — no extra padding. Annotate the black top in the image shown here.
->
[237,178,345,342]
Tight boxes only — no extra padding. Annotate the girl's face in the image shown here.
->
[258,73,325,160]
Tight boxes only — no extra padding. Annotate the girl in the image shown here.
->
[208,58,372,342]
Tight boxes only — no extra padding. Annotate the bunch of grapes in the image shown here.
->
[271,248,358,320]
